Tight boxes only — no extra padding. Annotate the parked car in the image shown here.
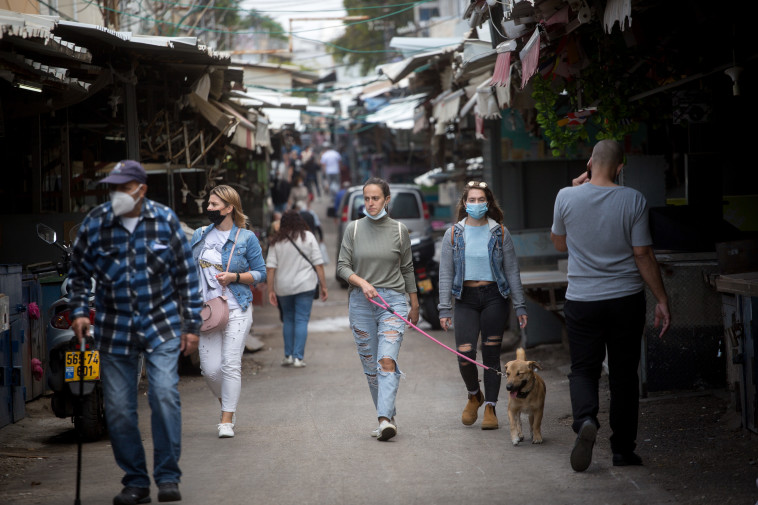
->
[334,183,433,287]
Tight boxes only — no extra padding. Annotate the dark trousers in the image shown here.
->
[454,283,510,403]
[564,291,645,454]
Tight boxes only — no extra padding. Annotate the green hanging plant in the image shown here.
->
[531,27,661,157]
[533,74,588,157]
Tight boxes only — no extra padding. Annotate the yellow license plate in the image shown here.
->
[417,278,433,294]
[65,351,100,381]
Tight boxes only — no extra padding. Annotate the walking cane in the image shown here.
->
[74,332,86,505]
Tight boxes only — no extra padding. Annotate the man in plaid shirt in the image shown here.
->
[70,160,202,505]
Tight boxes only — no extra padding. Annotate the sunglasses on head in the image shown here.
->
[467,181,488,188]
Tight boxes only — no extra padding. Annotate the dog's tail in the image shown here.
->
[516,347,526,361]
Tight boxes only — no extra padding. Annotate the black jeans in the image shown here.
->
[454,283,510,403]
[564,291,645,454]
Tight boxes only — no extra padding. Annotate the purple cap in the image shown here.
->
[98,160,147,184]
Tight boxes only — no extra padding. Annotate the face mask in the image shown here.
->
[110,184,143,217]
[363,207,387,220]
[465,202,488,220]
[205,209,227,226]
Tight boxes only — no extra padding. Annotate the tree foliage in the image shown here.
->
[328,0,415,75]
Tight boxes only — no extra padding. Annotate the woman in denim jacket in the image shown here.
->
[191,185,266,438]
[438,181,528,430]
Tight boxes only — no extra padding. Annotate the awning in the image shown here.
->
[364,93,428,130]
[431,89,464,135]
[378,46,457,84]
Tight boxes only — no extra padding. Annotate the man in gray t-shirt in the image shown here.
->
[550,140,671,473]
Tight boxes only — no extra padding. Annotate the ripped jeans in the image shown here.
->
[349,288,408,420]
[454,283,510,403]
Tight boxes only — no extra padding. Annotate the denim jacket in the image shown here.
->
[191,223,267,311]
[438,217,527,319]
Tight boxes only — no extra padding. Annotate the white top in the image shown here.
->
[320,149,342,175]
[198,228,241,310]
[120,216,139,233]
[266,231,324,296]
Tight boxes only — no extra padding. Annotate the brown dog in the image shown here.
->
[504,348,546,446]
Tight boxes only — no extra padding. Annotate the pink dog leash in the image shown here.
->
[368,292,504,377]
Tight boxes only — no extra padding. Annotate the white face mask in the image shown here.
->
[363,207,387,220]
[110,184,143,216]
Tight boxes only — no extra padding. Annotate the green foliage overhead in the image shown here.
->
[532,26,662,157]
[242,8,288,42]
[329,0,416,75]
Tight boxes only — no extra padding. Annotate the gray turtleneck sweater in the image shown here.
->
[337,216,417,295]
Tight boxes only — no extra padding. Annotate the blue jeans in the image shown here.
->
[277,290,315,360]
[349,288,407,420]
[101,337,182,488]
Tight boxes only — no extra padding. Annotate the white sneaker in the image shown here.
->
[281,356,294,366]
[218,423,234,438]
[377,419,397,441]
[293,358,306,368]
[371,417,396,437]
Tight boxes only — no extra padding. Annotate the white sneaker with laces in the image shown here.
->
[218,423,235,438]
[371,417,396,437]
[293,358,306,368]
[281,356,294,366]
[377,419,397,441]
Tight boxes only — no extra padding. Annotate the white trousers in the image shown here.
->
[199,305,253,413]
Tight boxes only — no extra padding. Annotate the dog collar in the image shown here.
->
[515,389,531,399]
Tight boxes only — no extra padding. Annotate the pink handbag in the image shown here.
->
[200,228,241,332]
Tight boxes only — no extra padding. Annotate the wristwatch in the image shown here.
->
[235,272,240,283]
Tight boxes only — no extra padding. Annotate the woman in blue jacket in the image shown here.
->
[191,185,266,438]
[438,181,528,430]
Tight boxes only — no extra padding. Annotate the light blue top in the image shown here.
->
[463,224,494,281]
[438,217,527,320]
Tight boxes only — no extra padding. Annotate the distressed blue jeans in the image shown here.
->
[349,288,407,420]
[101,337,182,488]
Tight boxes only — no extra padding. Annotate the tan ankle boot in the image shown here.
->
[461,390,484,425]
[481,404,498,430]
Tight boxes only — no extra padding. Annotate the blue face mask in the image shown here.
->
[363,207,387,220]
[465,202,488,220]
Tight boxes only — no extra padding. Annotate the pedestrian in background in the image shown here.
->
[191,185,266,439]
[438,180,528,431]
[266,210,328,368]
[320,142,342,195]
[287,174,310,211]
[551,139,670,472]
[337,177,419,441]
[69,160,202,505]
[302,146,322,198]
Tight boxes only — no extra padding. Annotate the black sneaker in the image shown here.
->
[613,452,643,466]
[157,482,182,502]
[570,419,597,472]
[113,486,151,505]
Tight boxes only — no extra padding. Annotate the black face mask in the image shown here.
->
[205,209,226,226]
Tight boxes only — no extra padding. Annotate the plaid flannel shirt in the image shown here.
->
[68,198,202,355]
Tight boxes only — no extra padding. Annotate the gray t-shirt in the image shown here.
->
[552,183,652,302]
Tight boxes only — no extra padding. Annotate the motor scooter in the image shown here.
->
[411,235,441,330]
[36,223,106,442]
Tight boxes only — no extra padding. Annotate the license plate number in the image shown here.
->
[65,351,100,381]
[417,278,433,294]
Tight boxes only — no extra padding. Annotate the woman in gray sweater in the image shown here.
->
[438,181,528,430]
[337,178,419,441]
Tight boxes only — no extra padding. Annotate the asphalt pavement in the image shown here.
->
[0,194,678,505]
